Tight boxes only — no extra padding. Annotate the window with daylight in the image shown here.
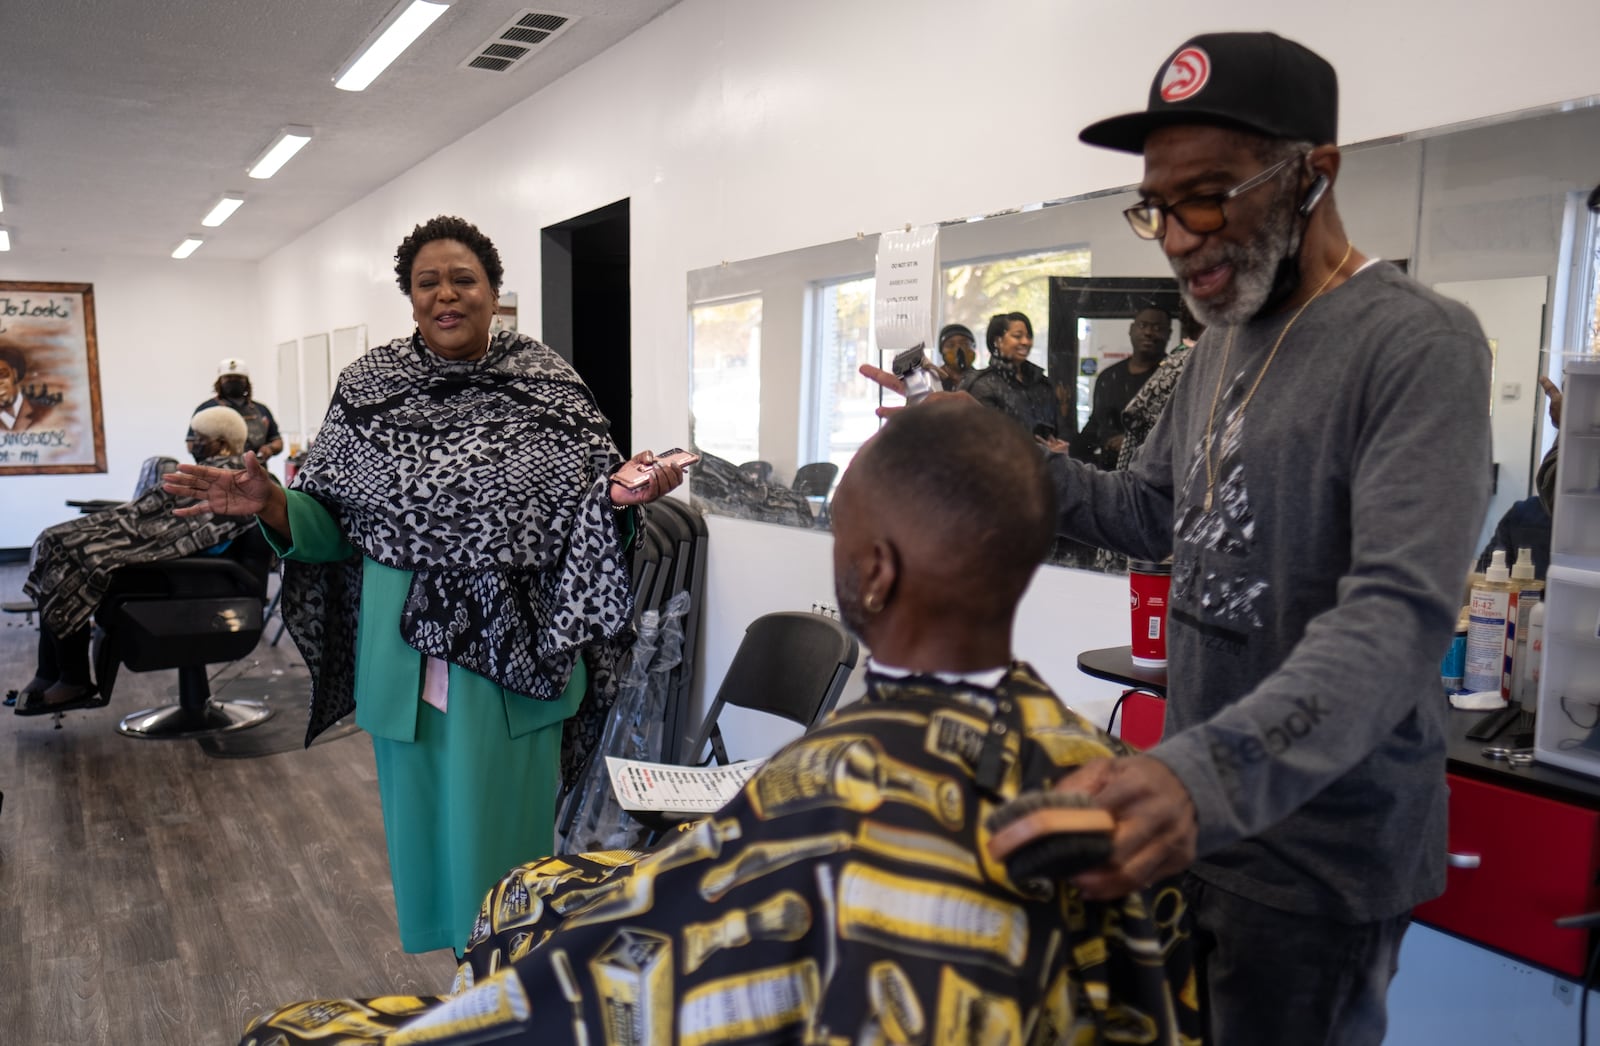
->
[690,296,762,465]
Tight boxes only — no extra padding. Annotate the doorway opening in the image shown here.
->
[542,199,631,454]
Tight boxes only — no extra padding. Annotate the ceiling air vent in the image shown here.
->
[461,10,579,74]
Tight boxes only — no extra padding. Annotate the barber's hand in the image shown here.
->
[165,451,276,517]
[989,754,1198,900]
[858,364,974,419]
[1541,375,1563,430]
[609,450,685,507]
[1038,436,1071,454]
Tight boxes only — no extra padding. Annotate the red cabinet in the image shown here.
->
[1414,773,1600,977]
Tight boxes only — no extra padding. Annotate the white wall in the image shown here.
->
[0,256,260,546]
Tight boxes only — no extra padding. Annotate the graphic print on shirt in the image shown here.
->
[1173,368,1269,633]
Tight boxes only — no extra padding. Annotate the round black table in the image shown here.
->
[1076,645,1169,696]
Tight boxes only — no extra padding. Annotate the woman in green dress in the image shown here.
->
[166,216,683,955]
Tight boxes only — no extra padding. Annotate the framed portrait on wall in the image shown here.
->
[0,281,106,475]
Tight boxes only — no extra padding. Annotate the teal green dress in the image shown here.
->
[265,490,584,954]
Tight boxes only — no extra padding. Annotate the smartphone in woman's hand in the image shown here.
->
[611,448,701,489]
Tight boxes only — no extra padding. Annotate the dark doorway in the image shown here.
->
[542,199,632,454]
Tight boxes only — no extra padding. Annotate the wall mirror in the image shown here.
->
[275,338,302,448]
[300,332,332,441]
[688,101,1600,572]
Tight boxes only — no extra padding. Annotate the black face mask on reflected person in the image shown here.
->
[219,379,248,399]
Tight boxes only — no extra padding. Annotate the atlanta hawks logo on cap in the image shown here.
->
[1159,47,1210,102]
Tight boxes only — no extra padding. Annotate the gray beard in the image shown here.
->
[1176,186,1303,328]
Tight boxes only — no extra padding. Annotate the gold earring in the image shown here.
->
[862,592,883,614]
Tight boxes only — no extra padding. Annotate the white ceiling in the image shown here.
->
[0,0,680,262]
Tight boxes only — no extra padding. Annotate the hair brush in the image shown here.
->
[985,790,1114,882]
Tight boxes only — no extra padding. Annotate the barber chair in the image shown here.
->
[66,455,179,515]
[95,527,275,739]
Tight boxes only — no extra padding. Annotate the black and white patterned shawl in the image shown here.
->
[281,330,635,775]
[24,455,255,637]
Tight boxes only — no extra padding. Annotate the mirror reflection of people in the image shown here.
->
[1118,302,1202,472]
[964,311,1058,435]
[1094,305,1201,572]
[934,322,977,390]
[0,342,47,432]
[165,215,683,958]
[233,397,1202,1046]
[14,406,253,715]
[190,358,283,460]
[1072,305,1172,469]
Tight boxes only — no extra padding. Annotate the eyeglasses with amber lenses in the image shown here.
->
[1123,155,1297,241]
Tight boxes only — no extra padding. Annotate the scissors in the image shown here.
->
[1482,746,1535,767]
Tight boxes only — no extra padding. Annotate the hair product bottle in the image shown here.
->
[1464,550,1514,695]
[1507,547,1545,708]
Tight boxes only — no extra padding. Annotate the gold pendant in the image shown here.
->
[1203,489,1213,512]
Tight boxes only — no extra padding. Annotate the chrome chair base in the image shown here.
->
[117,699,273,739]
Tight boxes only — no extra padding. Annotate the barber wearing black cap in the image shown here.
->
[982,32,1492,1045]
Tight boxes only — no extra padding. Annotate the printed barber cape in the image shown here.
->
[240,663,1201,1045]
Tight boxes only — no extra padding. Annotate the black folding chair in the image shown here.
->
[627,610,860,843]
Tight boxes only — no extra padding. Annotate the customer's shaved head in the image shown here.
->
[831,398,1056,642]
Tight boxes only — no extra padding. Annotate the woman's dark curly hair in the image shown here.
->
[393,216,504,296]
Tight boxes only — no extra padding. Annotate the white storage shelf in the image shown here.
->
[1533,568,1600,777]
[1535,357,1600,778]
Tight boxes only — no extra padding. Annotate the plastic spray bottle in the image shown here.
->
[1507,547,1545,707]
[1464,550,1514,696]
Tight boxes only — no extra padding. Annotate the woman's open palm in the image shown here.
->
[164,452,276,518]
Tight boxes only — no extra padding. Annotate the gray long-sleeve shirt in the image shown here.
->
[1051,262,1492,921]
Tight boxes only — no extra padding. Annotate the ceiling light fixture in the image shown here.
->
[247,127,313,180]
[334,0,452,92]
[0,228,10,252]
[172,237,204,260]
[201,194,246,227]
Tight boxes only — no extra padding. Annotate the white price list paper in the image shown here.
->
[606,756,767,814]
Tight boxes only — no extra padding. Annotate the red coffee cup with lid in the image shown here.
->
[1128,560,1172,668]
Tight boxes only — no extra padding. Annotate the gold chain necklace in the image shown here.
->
[1201,240,1355,511]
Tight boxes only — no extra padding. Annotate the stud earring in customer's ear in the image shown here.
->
[863,592,883,614]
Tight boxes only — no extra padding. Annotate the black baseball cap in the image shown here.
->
[938,323,975,347]
[1079,32,1338,154]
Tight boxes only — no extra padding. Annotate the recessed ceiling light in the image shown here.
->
[335,0,451,92]
[248,127,313,180]
[0,228,10,252]
[201,195,246,228]
[172,237,204,260]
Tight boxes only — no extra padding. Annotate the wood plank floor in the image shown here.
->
[0,565,452,1046]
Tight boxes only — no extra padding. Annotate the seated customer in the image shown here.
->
[1477,495,1552,580]
[237,397,1199,1046]
[14,406,255,715]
